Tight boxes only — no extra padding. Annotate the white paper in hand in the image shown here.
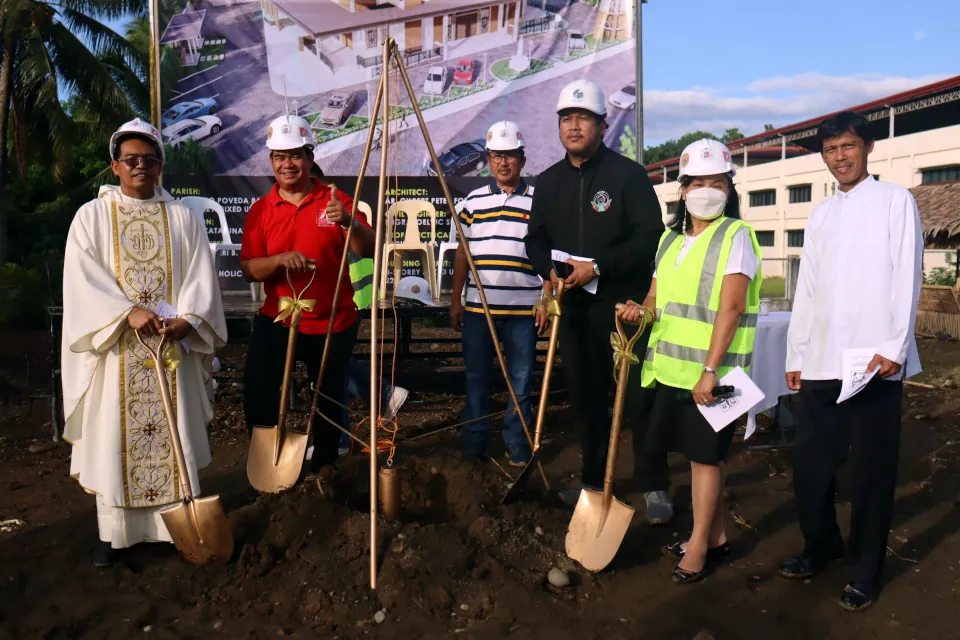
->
[696,366,766,439]
[550,249,598,294]
[836,348,878,404]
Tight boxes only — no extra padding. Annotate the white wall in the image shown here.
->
[652,123,960,261]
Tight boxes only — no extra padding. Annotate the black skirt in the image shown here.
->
[636,381,736,465]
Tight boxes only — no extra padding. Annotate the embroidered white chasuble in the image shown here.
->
[62,185,227,547]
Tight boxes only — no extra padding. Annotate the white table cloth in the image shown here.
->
[747,311,795,433]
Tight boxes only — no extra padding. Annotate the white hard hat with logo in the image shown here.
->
[109,118,165,163]
[394,276,437,306]
[556,79,606,118]
[678,138,737,179]
[485,120,525,151]
[266,114,315,151]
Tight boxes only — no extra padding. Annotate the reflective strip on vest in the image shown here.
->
[349,253,374,310]
[696,218,735,307]
[662,302,758,328]
[644,341,753,369]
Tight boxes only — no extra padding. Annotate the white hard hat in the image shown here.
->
[266,114,315,151]
[109,118,165,163]
[678,139,737,179]
[485,120,525,151]
[394,276,436,306]
[556,79,606,118]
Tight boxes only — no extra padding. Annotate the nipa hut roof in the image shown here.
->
[911,182,960,246]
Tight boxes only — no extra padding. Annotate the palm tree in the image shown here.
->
[125,13,182,106]
[0,0,147,265]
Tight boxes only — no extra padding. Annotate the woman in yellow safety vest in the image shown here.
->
[618,138,762,585]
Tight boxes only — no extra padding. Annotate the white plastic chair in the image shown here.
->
[379,200,438,302]
[436,240,458,294]
[181,196,259,301]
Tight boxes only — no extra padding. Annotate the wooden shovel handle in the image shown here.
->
[136,323,195,503]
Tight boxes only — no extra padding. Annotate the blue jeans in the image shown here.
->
[341,358,394,445]
[462,312,537,457]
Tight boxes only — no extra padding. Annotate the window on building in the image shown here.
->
[788,184,812,204]
[666,201,680,216]
[787,230,804,248]
[755,231,775,247]
[365,28,378,49]
[922,165,960,184]
[872,174,880,181]
[749,189,776,207]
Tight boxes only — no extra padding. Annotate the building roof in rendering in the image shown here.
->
[272,0,509,39]
[160,10,207,45]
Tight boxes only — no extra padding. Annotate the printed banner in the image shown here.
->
[158,0,638,302]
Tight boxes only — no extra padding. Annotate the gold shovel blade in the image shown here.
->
[160,495,234,565]
[564,487,635,572]
[246,425,310,493]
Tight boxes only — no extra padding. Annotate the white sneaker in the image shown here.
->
[384,386,409,420]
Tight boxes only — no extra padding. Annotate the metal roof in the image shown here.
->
[160,10,207,45]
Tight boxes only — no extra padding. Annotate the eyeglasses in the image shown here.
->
[118,155,161,169]
[489,152,521,164]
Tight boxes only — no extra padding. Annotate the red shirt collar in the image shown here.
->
[265,178,329,208]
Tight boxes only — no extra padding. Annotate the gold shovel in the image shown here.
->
[247,267,317,493]
[565,309,648,572]
[137,326,234,565]
[500,282,564,506]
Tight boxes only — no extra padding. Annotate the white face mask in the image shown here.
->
[684,187,728,220]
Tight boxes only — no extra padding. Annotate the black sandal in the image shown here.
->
[663,541,732,562]
[672,562,708,584]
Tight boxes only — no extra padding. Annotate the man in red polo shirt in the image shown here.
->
[240,114,375,474]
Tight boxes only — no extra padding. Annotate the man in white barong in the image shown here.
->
[61,119,227,567]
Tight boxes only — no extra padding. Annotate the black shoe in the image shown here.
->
[92,541,118,568]
[778,548,843,580]
[839,583,876,612]
[672,561,708,585]
[664,540,732,563]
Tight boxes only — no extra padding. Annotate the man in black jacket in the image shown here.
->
[524,79,667,511]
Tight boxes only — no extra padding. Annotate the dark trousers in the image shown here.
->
[629,377,669,493]
[243,313,357,471]
[559,296,644,488]
[793,378,902,596]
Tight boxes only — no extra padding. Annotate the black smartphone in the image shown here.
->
[552,260,573,280]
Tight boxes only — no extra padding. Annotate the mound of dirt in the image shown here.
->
[104,451,584,639]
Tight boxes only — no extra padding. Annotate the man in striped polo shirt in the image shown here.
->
[450,121,549,465]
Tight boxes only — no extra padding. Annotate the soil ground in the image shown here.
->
[2,327,960,640]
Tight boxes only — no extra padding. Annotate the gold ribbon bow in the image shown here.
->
[275,296,317,324]
[610,331,640,379]
[143,340,182,371]
[533,290,562,317]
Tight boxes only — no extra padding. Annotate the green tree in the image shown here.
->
[642,130,719,165]
[164,138,215,177]
[0,0,147,264]
[722,127,745,143]
[126,13,183,107]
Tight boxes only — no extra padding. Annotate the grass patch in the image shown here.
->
[760,276,785,298]
[490,58,552,82]
[309,115,369,144]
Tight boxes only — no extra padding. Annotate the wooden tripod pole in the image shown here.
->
[304,62,385,439]
[367,37,393,591]
[390,42,548,489]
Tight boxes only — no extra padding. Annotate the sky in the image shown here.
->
[100,0,959,145]
[639,0,960,144]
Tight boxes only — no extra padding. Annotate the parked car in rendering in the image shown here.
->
[567,29,586,51]
[161,98,219,128]
[319,91,357,127]
[609,82,637,111]
[423,66,447,95]
[162,116,223,148]
[425,141,487,177]
[453,59,475,86]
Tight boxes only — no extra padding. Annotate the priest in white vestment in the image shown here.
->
[61,119,227,566]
